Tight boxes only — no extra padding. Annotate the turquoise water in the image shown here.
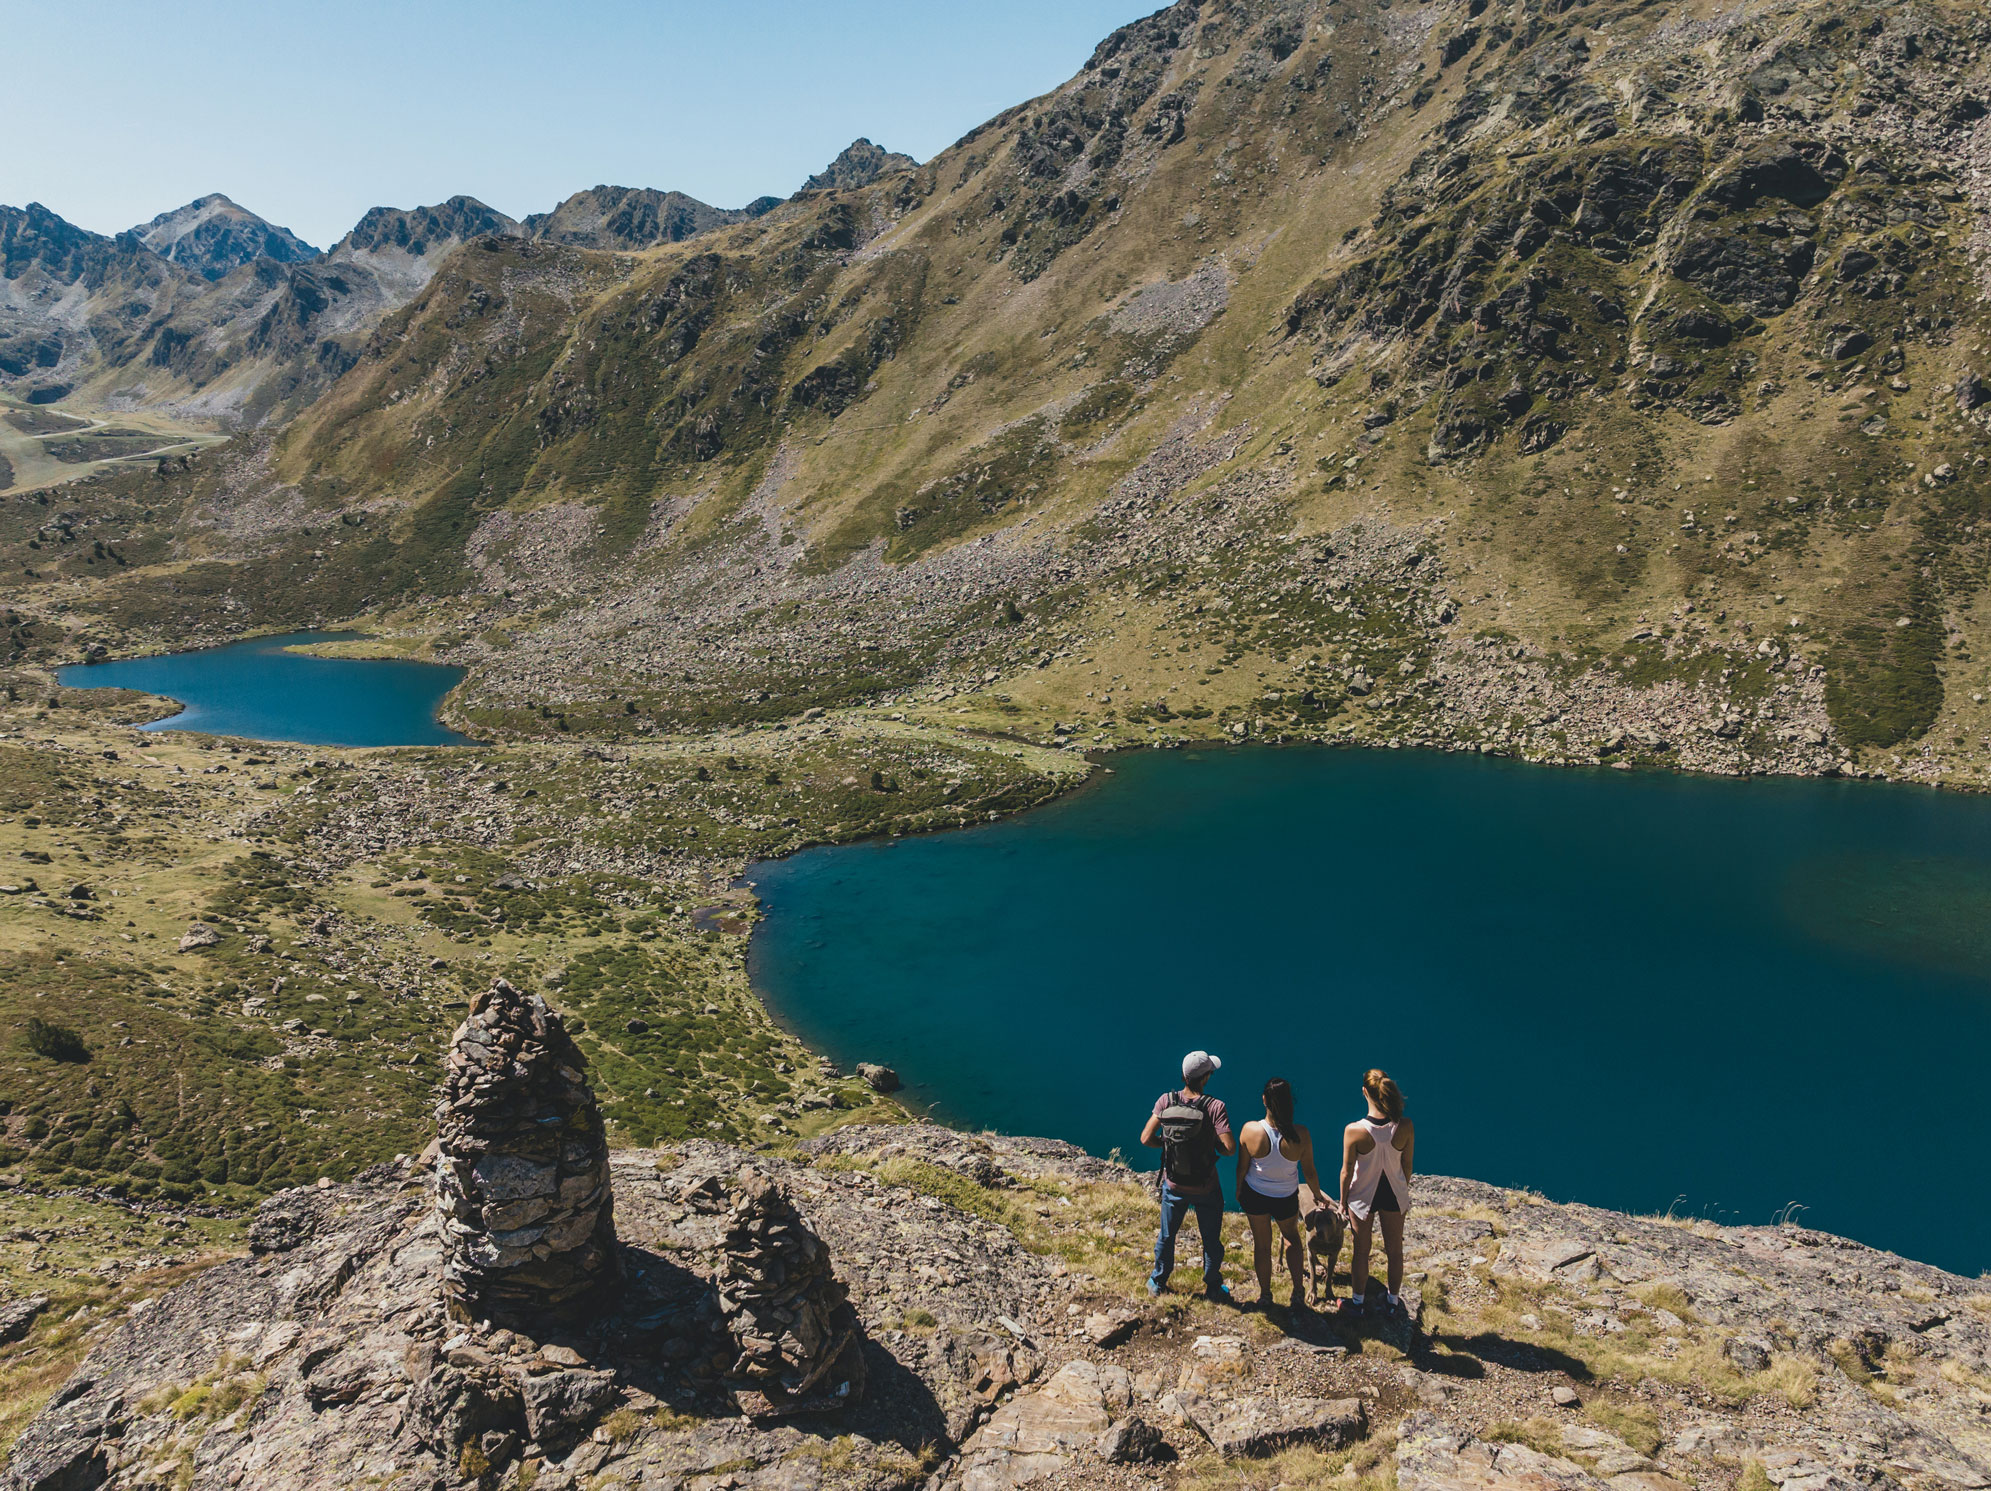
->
[750,747,1991,1276]
[57,631,475,747]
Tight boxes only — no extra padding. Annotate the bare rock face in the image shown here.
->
[434,979,617,1325]
[675,1165,865,1414]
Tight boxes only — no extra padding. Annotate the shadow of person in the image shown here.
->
[1426,1326,1595,1379]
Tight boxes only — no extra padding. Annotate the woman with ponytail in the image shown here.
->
[1234,1077,1327,1309]
[1336,1069,1415,1317]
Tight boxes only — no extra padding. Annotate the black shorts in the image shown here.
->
[1370,1174,1402,1214]
[1239,1181,1299,1220]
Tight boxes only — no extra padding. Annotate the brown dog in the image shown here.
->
[1303,1204,1345,1306]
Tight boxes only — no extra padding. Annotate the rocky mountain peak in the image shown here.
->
[132,194,319,280]
[333,194,521,261]
[798,137,919,194]
[0,202,113,283]
[522,184,775,252]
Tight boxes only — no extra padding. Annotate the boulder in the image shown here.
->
[1494,1236,1600,1283]
[1724,1334,1773,1374]
[856,1062,902,1093]
[1183,1393,1365,1457]
[408,1360,523,1464]
[1667,1421,1762,1459]
[1607,1476,1695,1491]
[176,922,221,951]
[0,1294,50,1345]
[1559,1424,1655,1475]
[1084,1308,1140,1348]
[3,1382,123,1491]
[517,1367,618,1444]
[958,1361,1122,1490]
[1756,1450,1866,1491]
[247,1185,341,1254]
[1397,1413,1608,1491]
[1098,1415,1171,1464]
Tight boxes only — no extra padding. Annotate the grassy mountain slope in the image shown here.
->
[15,0,1991,784]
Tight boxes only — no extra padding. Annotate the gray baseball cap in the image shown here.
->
[1182,1050,1221,1082]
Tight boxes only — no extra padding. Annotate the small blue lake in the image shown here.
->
[57,630,475,747]
[751,746,1991,1276]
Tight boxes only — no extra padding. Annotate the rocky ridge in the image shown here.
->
[800,140,921,195]
[0,131,918,436]
[5,1117,1990,1491]
[523,187,780,252]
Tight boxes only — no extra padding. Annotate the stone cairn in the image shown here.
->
[435,979,618,1325]
[679,1168,865,1413]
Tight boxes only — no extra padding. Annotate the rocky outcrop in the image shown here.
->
[0,1294,48,1345]
[434,978,617,1325]
[10,1127,1991,1491]
[799,138,919,195]
[958,1359,1127,1491]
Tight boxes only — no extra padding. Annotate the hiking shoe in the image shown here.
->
[1204,1283,1234,1305]
[1146,1277,1163,1298]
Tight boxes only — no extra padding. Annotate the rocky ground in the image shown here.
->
[5,1123,1989,1491]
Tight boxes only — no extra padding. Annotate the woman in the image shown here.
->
[1337,1069,1415,1316]
[1234,1077,1327,1310]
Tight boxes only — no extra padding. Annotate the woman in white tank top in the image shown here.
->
[1234,1077,1327,1310]
[1336,1068,1416,1316]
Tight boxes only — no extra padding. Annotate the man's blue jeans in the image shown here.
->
[1151,1180,1224,1292]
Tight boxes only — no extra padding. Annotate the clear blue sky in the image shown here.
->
[5,0,1157,250]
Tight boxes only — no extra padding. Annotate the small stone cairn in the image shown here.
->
[679,1167,865,1413]
[435,979,617,1324]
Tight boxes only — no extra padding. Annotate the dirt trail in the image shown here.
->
[0,401,223,495]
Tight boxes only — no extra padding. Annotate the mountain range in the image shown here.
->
[11,0,1991,785]
[0,140,912,425]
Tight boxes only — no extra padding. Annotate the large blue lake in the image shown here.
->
[57,630,474,747]
[751,746,1991,1276]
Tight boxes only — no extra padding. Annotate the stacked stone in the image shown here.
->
[699,1170,862,1408]
[434,979,618,1325]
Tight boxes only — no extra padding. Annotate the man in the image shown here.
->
[1140,1050,1235,1301]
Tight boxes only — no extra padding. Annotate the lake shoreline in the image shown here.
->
[55,629,477,749]
[748,741,1991,1278]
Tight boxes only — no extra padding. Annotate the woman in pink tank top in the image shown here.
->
[1336,1068,1415,1316]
